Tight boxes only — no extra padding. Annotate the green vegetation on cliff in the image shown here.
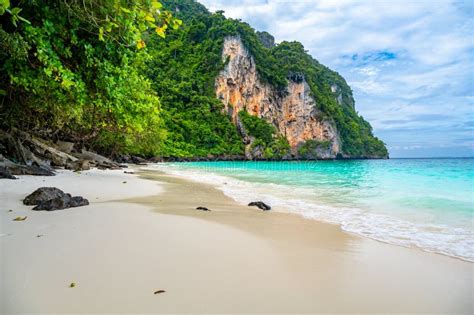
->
[238,111,275,146]
[0,0,387,159]
[238,111,290,159]
[152,0,387,158]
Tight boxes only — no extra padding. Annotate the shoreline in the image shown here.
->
[144,155,389,163]
[1,167,472,313]
[147,162,474,263]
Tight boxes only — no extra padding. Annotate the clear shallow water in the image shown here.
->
[152,159,474,261]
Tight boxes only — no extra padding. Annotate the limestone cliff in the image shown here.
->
[215,36,340,159]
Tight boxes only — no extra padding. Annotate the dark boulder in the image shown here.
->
[148,156,164,163]
[74,149,121,169]
[115,155,132,164]
[55,140,75,154]
[196,206,211,211]
[65,159,91,171]
[14,165,55,176]
[248,201,271,211]
[15,165,55,176]
[23,187,66,205]
[7,129,78,168]
[0,166,17,179]
[131,155,148,165]
[70,196,89,207]
[1,155,55,176]
[33,193,71,210]
[32,193,89,211]
[77,159,91,171]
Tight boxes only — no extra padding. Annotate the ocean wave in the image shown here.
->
[148,163,474,262]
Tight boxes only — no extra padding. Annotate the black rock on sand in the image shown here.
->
[23,187,89,211]
[248,201,271,211]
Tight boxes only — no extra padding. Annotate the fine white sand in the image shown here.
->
[1,167,472,314]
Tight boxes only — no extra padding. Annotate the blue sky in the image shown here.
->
[199,0,474,157]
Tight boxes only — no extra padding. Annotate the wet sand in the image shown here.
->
[0,168,472,313]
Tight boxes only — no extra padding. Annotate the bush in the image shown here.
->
[238,111,275,145]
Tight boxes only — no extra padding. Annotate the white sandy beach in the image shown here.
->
[0,167,472,314]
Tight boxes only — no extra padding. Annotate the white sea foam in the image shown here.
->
[147,163,474,262]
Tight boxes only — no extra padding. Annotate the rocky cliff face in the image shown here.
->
[215,36,340,159]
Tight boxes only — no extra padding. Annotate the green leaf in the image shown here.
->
[10,6,20,15]
[155,27,165,38]
[145,13,155,22]
[136,39,146,49]
[171,19,182,30]
[17,15,31,24]
[151,0,162,10]
[120,7,131,13]
[0,0,10,15]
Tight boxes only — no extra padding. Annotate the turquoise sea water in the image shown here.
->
[153,159,474,261]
